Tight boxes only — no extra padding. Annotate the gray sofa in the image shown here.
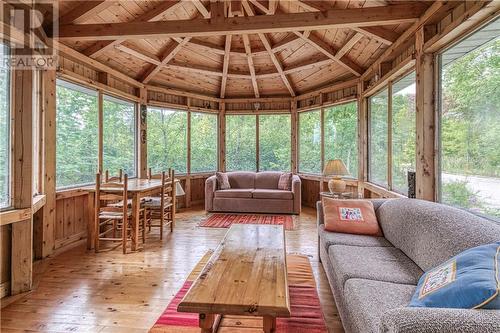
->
[317,198,500,333]
[205,171,301,214]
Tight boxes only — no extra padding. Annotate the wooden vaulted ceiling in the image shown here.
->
[57,0,431,98]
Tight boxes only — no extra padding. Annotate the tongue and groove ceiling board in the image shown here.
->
[57,0,431,98]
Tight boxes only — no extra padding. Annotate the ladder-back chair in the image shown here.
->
[143,168,175,239]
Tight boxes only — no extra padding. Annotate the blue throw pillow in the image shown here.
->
[409,242,500,309]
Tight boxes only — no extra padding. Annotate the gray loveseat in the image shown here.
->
[317,198,500,333]
[205,171,301,214]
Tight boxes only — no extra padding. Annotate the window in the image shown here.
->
[0,43,10,207]
[56,80,98,188]
[103,95,136,177]
[324,102,358,177]
[147,107,187,174]
[299,110,321,174]
[259,114,291,171]
[440,20,500,218]
[369,89,389,186]
[226,115,256,171]
[392,72,416,194]
[191,112,217,173]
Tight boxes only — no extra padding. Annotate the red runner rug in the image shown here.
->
[149,253,328,333]
[200,213,294,230]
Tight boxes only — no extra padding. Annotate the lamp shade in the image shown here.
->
[175,181,185,196]
[323,159,350,177]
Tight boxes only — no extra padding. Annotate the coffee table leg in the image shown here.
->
[263,316,276,333]
[199,313,215,333]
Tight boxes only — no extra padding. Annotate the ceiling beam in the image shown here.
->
[187,0,211,19]
[242,34,259,98]
[140,38,191,84]
[220,35,232,98]
[259,33,295,96]
[354,26,399,45]
[295,31,364,76]
[59,1,115,25]
[248,0,272,14]
[58,3,426,40]
[82,0,181,57]
[335,32,363,59]
[297,1,331,12]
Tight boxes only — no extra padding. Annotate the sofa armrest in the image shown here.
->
[291,175,301,214]
[205,175,217,211]
[380,307,500,333]
[317,201,324,226]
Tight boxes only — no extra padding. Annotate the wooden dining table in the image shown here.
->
[84,178,178,252]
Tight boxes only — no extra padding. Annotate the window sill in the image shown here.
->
[362,182,406,198]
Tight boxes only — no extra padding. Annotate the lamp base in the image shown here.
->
[328,177,346,193]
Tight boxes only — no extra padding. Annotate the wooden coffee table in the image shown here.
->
[178,224,290,333]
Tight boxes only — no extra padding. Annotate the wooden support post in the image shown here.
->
[387,83,393,190]
[218,102,226,172]
[290,100,298,174]
[11,63,34,295]
[415,27,436,201]
[320,106,325,192]
[138,88,148,178]
[186,99,192,208]
[97,90,104,173]
[256,114,260,171]
[41,69,56,258]
[357,80,368,197]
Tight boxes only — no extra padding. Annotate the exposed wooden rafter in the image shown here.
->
[354,27,399,45]
[187,0,211,19]
[242,34,259,98]
[82,0,181,57]
[220,35,232,98]
[58,3,426,40]
[259,33,295,96]
[59,1,115,25]
[295,32,364,76]
[140,38,191,84]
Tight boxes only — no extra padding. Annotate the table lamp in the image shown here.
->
[323,159,350,193]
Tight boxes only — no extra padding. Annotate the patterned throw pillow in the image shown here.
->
[322,198,382,236]
[215,172,230,190]
[409,242,500,309]
[278,172,292,190]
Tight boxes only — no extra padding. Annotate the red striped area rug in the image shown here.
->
[200,213,294,230]
[149,252,328,333]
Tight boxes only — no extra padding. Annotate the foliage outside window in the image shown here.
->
[191,112,217,173]
[259,114,291,171]
[392,72,416,194]
[0,43,10,207]
[369,89,389,186]
[440,22,499,218]
[56,80,98,188]
[103,95,136,177]
[324,102,358,177]
[299,110,321,174]
[226,115,256,171]
[147,107,187,174]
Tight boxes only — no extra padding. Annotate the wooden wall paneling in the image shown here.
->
[11,63,33,295]
[1,225,11,287]
[300,178,320,208]
[290,100,298,174]
[415,27,436,201]
[218,102,226,172]
[138,88,148,178]
[40,69,56,258]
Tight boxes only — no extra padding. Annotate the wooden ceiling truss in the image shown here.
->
[52,0,434,98]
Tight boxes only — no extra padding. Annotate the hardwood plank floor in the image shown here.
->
[1,206,344,333]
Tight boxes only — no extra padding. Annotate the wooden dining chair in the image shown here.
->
[143,168,175,240]
[105,169,123,182]
[95,172,131,254]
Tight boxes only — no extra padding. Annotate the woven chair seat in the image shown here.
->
[143,197,173,208]
[99,210,132,219]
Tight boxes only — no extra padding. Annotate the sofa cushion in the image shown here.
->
[226,172,255,189]
[319,225,392,249]
[252,189,293,200]
[214,189,253,198]
[255,171,282,189]
[328,245,423,289]
[215,172,230,190]
[277,172,292,190]
[344,278,416,333]
[377,198,500,271]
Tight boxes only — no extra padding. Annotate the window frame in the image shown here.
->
[102,93,138,179]
[0,43,11,209]
[55,78,100,190]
